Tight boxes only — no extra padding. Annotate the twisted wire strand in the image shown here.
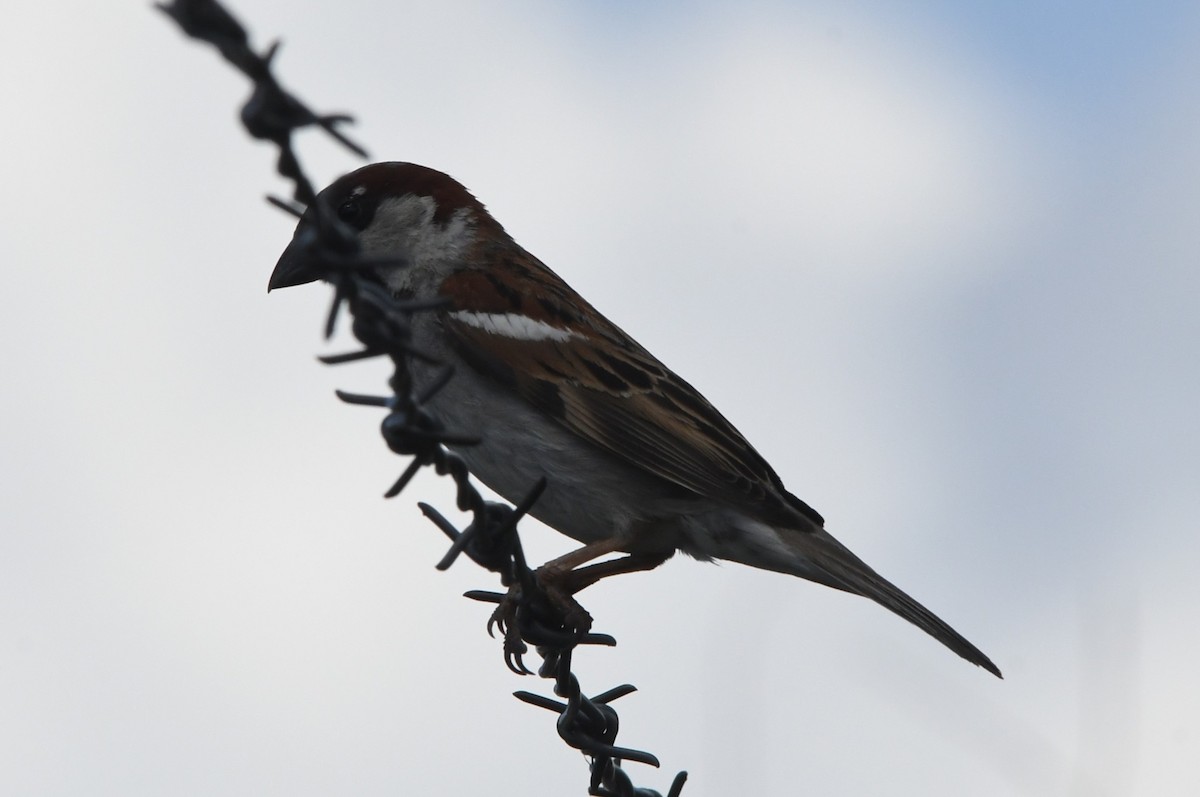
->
[159,2,687,794]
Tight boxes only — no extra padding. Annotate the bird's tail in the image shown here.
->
[779,527,1002,678]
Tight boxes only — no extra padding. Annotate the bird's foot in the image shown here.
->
[532,561,595,638]
[485,565,597,674]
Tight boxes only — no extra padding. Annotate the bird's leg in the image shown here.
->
[490,538,671,658]
[532,540,671,637]
[490,538,619,662]
[543,548,673,594]
[491,538,623,643]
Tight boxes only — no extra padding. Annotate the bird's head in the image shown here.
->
[268,162,506,296]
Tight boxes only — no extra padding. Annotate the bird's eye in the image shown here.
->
[337,198,362,227]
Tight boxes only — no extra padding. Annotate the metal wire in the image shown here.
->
[159,2,687,794]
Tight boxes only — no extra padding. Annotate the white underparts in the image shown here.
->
[449,311,579,342]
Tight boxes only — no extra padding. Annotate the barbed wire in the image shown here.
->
[158,2,687,795]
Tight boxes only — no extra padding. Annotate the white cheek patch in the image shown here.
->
[449,311,579,343]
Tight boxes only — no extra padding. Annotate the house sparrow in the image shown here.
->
[270,162,1001,678]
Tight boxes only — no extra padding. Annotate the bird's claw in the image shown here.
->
[487,583,534,675]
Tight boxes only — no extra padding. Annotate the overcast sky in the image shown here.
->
[2,1,1197,795]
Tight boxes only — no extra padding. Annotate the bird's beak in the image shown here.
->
[267,233,323,292]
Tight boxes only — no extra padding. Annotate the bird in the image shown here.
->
[270,162,1001,678]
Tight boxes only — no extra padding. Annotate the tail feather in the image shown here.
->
[784,528,1002,678]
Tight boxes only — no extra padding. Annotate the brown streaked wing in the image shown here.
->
[439,271,823,528]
